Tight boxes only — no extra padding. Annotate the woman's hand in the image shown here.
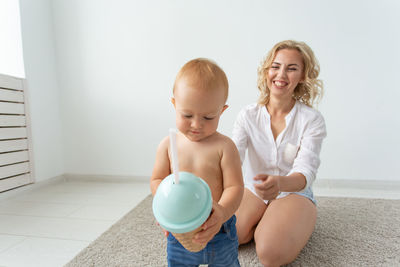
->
[192,201,225,245]
[253,174,281,200]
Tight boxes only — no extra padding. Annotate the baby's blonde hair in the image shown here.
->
[257,40,323,107]
[173,58,228,103]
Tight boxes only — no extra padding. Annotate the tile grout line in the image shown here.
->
[0,213,117,222]
[0,236,27,254]
[0,232,97,243]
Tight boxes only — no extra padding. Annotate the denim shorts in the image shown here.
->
[167,215,240,267]
[290,186,317,205]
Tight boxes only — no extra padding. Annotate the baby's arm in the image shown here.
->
[193,137,244,244]
[150,136,171,196]
[217,137,244,221]
[150,137,171,237]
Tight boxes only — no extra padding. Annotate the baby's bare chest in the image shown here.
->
[175,144,223,198]
[178,147,221,177]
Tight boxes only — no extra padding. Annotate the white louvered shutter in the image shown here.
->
[0,73,34,192]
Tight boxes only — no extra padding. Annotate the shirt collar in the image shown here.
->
[262,100,298,121]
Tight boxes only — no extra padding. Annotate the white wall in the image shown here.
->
[48,0,399,181]
[19,0,65,182]
[0,0,25,77]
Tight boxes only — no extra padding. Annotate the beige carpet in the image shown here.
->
[66,195,400,267]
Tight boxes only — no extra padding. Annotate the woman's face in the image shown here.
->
[267,48,304,101]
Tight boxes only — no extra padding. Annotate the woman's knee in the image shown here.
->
[235,215,255,244]
[237,227,254,245]
[236,189,268,244]
[255,240,293,267]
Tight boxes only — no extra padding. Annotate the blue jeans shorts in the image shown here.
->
[167,215,240,267]
[292,186,317,205]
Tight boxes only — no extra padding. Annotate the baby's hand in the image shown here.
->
[156,221,169,237]
[192,201,224,245]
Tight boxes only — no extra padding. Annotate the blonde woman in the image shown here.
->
[233,40,326,267]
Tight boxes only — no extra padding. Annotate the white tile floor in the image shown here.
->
[0,178,150,267]
[0,177,398,267]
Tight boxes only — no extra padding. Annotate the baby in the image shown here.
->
[150,58,244,266]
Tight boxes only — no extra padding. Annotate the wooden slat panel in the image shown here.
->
[0,173,31,192]
[0,162,30,179]
[0,75,32,192]
[0,89,24,102]
[0,151,29,166]
[0,128,27,140]
[0,102,25,114]
[0,139,28,153]
[0,115,26,126]
[0,74,23,91]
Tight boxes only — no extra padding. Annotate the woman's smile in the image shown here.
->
[273,80,288,88]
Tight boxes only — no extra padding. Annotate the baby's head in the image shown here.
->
[172,58,229,142]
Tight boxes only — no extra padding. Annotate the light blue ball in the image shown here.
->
[152,172,212,233]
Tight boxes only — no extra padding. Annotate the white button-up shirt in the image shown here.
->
[232,101,327,198]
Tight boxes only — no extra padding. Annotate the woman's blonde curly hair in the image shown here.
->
[257,40,323,107]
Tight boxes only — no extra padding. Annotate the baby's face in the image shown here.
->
[172,80,227,142]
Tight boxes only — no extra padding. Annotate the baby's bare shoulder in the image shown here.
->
[214,132,237,150]
[157,136,169,150]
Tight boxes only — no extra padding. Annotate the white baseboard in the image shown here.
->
[62,175,400,190]
[2,175,399,201]
[0,174,149,201]
[313,179,400,191]
[313,179,400,199]
[63,173,149,183]
[0,175,66,201]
